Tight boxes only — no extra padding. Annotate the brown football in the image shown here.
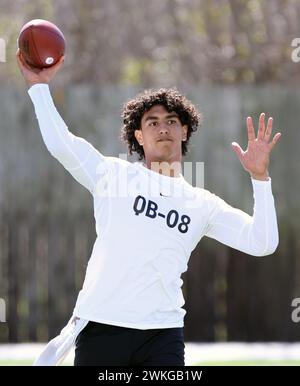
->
[18,19,65,69]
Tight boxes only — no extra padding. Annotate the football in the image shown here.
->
[18,19,65,69]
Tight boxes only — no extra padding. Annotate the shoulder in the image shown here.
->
[178,180,223,210]
[104,156,137,175]
[182,180,219,202]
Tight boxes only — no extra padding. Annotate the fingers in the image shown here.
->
[247,117,255,141]
[231,141,244,163]
[16,48,26,66]
[269,132,281,151]
[248,113,274,143]
[16,49,23,69]
[54,55,65,67]
[264,117,273,142]
[257,112,265,140]
[57,54,65,67]
[16,49,33,75]
[16,49,35,72]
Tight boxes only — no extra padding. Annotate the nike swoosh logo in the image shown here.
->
[160,192,171,197]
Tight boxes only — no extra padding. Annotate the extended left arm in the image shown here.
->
[205,113,281,256]
[205,178,279,256]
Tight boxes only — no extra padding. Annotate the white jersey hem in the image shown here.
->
[74,312,184,330]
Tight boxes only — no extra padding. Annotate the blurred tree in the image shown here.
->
[1,0,300,86]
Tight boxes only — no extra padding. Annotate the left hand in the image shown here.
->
[231,113,281,180]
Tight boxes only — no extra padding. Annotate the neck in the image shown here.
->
[144,158,182,177]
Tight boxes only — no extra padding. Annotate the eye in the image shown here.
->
[149,122,158,126]
[167,119,176,125]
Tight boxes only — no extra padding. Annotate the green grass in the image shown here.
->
[0,359,73,366]
[0,360,35,366]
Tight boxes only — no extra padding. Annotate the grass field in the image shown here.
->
[1,343,300,366]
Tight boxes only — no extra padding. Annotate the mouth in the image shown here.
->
[157,138,173,143]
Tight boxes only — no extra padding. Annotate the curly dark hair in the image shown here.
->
[120,88,202,160]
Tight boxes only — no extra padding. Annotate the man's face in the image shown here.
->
[134,105,188,162]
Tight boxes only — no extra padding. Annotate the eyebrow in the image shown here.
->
[144,114,179,122]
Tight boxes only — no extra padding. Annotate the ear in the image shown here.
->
[134,129,144,146]
[182,125,188,141]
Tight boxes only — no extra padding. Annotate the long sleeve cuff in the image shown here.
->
[28,83,51,102]
[251,176,271,185]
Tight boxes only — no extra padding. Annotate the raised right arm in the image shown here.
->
[28,83,107,194]
[17,49,108,195]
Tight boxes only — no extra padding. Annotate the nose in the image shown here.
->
[159,124,169,135]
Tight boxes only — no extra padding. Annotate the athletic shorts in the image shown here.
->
[74,321,185,366]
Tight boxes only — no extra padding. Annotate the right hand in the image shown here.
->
[16,48,65,88]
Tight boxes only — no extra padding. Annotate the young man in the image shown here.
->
[17,50,280,366]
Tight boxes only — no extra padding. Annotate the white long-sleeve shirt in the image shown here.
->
[28,83,279,330]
